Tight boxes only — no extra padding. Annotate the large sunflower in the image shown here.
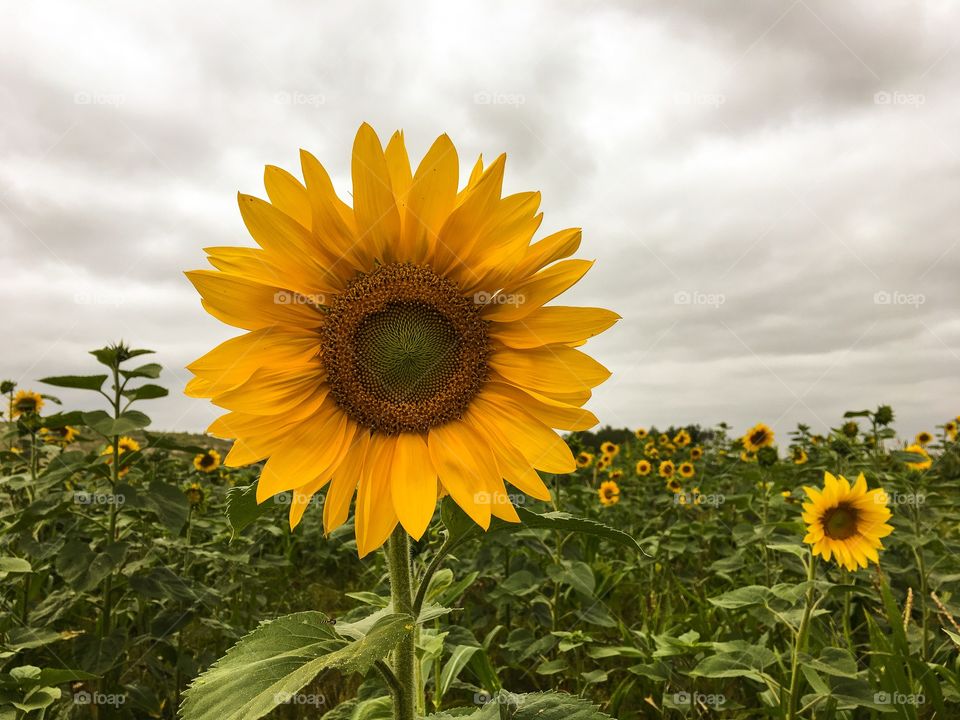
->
[742,422,774,453]
[801,472,892,571]
[186,124,618,556]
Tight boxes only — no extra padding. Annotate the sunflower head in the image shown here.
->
[690,446,703,461]
[903,443,932,471]
[598,480,620,506]
[596,455,611,471]
[634,428,648,440]
[915,431,933,446]
[666,477,682,493]
[185,482,205,507]
[801,472,893,571]
[742,423,774,453]
[673,429,691,447]
[12,391,44,418]
[946,421,958,441]
[841,421,859,439]
[657,433,670,446]
[39,425,79,447]
[600,441,619,457]
[875,405,894,426]
[185,124,616,556]
[644,443,659,459]
[635,459,651,476]
[678,462,695,479]
[100,436,140,477]
[658,460,675,478]
[792,447,809,465]
[575,451,594,469]
[194,449,222,474]
[740,450,757,463]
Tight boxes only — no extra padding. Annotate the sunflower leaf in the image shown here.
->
[180,611,413,720]
[38,375,109,392]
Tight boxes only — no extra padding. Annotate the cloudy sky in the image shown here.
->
[3,0,958,443]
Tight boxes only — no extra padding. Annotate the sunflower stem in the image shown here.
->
[786,553,817,720]
[386,526,417,720]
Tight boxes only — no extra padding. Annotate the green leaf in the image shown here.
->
[439,645,479,699]
[708,585,772,609]
[689,647,777,683]
[120,362,163,380]
[0,557,32,577]
[180,612,412,720]
[39,375,108,391]
[224,484,277,538]
[122,383,169,401]
[82,410,152,437]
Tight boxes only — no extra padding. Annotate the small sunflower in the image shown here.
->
[740,450,757,463]
[903,443,932,471]
[600,441,620,457]
[185,482,205,506]
[645,444,660,459]
[576,451,594,469]
[635,459,651,476]
[690,446,703,461]
[609,469,623,481]
[801,472,893,571]
[659,460,675,478]
[792,447,808,465]
[915,431,933,447]
[12,390,44,418]
[663,442,677,455]
[100,436,141,477]
[598,480,620,506]
[742,423,774,453]
[673,429,691,447]
[678,461,695,479]
[665,477,682,493]
[39,425,79,447]
[634,427,648,440]
[657,433,670,446]
[691,487,703,505]
[946,421,958,441]
[596,455,611,471]
[194,449,222,473]
[841,421,859,438]
[185,125,617,556]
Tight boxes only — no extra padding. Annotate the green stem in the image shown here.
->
[386,527,416,720]
[786,554,817,720]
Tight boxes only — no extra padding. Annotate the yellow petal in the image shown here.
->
[508,228,582,283]
[404,133,458,263]
[352,123,401,263]
[464,407,551,501]
[263,165,312,229]
[490,345,611,394]
[185,270,322,331]
[390,433,438,540]
[356,434,399,557]
[489,306,620,349]
[324,430,370,534]
[483,259,594,322]
[289,475,328,529]
[300,149,364,273]
[212,367,326,416]
[384,131,413,216]
[427,421,497,529]
[469,394,575,474]
[483,381,598,431]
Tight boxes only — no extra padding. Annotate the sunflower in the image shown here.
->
[185,124,617,557]
[100,436,141,477]
[596,455,611,471]
[665,477,682,493]
[801,472,893,571]
[634,427,648,440]
[946,421,958,441]
[673,429,691,447]
[691,487,703,505]
[194,449,222,473]
[658,460,675,478]
[644,444,659,459]
[792,447,808,465]
[12,390,44,417]
[185,482,205,506]
[635,459,651,476]
[915,431,933,446]
[600,441,620,457]
[690,446,703,461]
[39,425,79,447]
[903,443,932,471]
[657,433,670,446]
[575,451,594,469]
[742,423,774,453]
[678,461,695,479]
[740,450,757,463]
[598,480,620,506]
[609,469,623,480]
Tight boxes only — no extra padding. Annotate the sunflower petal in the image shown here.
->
[390,433,438,540]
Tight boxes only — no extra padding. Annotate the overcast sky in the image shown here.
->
[2,0,958,444]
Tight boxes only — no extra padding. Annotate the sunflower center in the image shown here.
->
[750,430,768,446]
[822,503,859,540]
[200,454,215,467]
[321,263,489,435]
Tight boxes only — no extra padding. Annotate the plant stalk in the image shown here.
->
[786,554,817,720]
[386,527,417,720]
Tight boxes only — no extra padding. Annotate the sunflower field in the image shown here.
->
[3,126,960,720]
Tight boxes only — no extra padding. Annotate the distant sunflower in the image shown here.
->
[903,443,932,471]
[946,421,958,441]
[194,449,222,473]
[792,447,808,465]
[600,441,620,457]
[634,428,648,440]
[742,423,774,453]
[12,390,44,417]
[39,425,79,447]
[915,431,933,446]
[678,461,695,479]
[740,450,757,463]
[598,480,620,506]
[644,443,659,459]
[186,124,617,556]
[609,469,623,480]
[576,451,594,469]
[690,446,703,461]
[665,477,682,493]
[185,482,205,506]
[657,433,670,446]
[659,460,675,478]
[801,472,893,571]
[101,436,141,478]
[597,455,611,471]
[635,459,651,476]
[673,429,691,447]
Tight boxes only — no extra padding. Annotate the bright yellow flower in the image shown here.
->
[915,431,933,446]
[598,480,620,506]
[690,446,703,461]
[185,124,617,556]
[609,469,623,481]
[600,441,619,457]
[946,421,958,441]
[597,455,611,471]
[194,449,222,473]
[903,443,932,471]
[657,433,670,446]
[12,390,44,417]
[39,425,79,447]
[801,472,893,571]
[673,429,691,447]
[742,423,774,453]
[659,460,675,478]
[576,451,594,469]
[635,459,651,476]
[740,450,757,463]
[634,428,648,440]
[665,477,682,493]
[100,436,141,477]
[678,461,695,479]
[792,447,808,465]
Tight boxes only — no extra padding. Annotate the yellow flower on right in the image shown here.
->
[801,472,893,571]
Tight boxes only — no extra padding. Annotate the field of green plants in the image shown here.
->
[2,345,959,719]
